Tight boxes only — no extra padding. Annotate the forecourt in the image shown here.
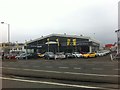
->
[2,55,119,84]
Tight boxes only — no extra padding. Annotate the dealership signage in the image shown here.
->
[28,45,42,48]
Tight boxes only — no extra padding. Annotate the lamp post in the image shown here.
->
[1,22,10,43]
[1,22,10,54]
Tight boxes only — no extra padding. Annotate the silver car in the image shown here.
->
[55,52,66,59]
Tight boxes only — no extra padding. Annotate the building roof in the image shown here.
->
[27,33,100,44]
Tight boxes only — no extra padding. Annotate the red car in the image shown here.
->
[7,54,16,59]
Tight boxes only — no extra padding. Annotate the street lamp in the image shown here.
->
[1,22,10,43]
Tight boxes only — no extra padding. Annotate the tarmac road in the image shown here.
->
[1,75,119,89]
[1,55,119,89]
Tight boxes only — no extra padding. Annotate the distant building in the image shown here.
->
[9,43,25,53]
[105,44,114,50]
[0,43,25,54]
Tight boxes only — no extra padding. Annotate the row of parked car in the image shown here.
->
[43,50,110,60]
[3,50,110,60]
[4,53,38,60]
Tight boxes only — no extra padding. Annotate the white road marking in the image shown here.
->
[0,77,109,89]
[74,67,81,70]
[59,67,69,69]
[1,67,119,77]
[114,69,120,71]
[92,68,103,70]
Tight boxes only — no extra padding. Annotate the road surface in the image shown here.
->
[1,55,119,89]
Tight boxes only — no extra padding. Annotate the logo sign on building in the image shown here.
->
[72,39,76,46]
[67,39,71,46]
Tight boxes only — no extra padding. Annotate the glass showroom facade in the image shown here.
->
[25,34,100,54]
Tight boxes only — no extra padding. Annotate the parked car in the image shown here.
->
[65,53,75,58]
[55,52,66,59]
[4,54,9,59]
[16,53,31,59]
[37,53,44,58]
[96,51,105,56]
[82,52,96,58]
[72,52,83,58]
[103,50,110,55]
[44,52,55,60]
[30,53,39,59]
[7,54,17,59]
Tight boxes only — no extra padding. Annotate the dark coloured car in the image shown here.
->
[44,52,55,60]
[16,53,38,60]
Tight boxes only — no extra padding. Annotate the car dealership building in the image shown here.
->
[25,34,100,54]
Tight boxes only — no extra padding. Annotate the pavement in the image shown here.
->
[1,55,120,89]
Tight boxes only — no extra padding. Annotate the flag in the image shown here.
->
[67,39,70,46]
[72,39,76,46]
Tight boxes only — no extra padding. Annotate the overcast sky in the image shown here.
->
[0,0,119,44]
